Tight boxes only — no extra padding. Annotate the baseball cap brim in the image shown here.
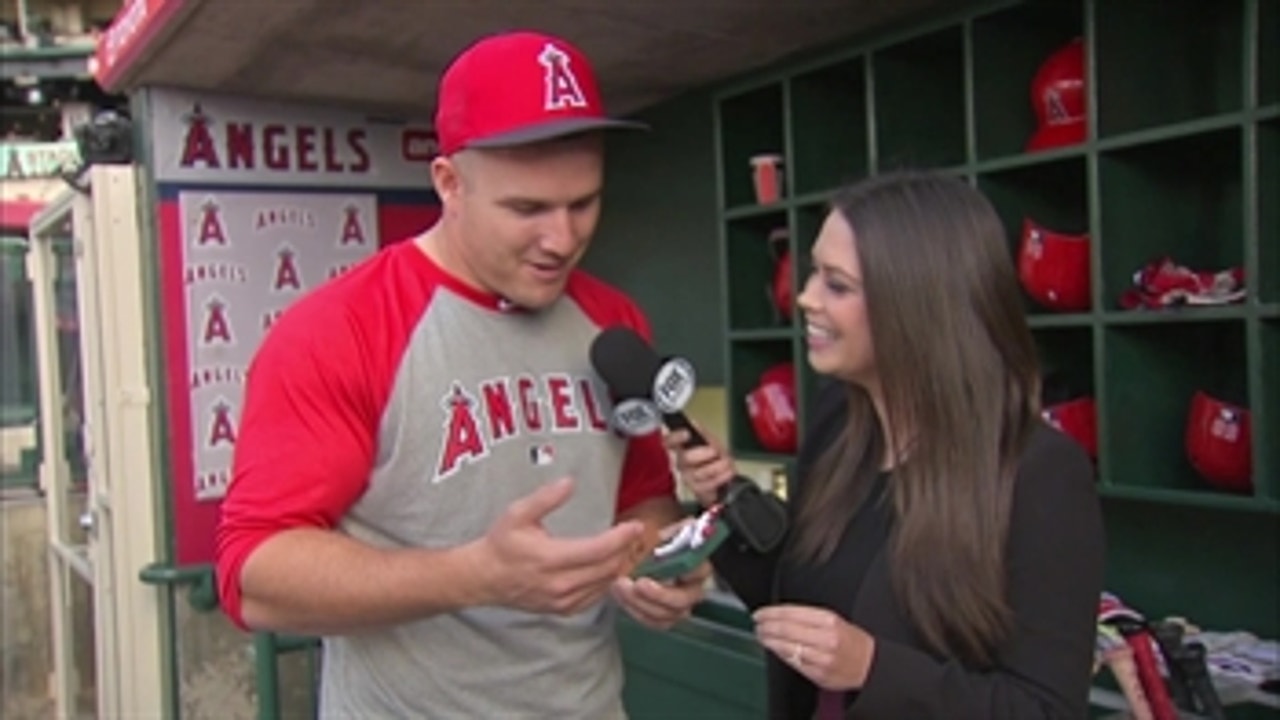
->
[466,117,648,150]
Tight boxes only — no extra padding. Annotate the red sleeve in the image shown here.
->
[214,300,380,629]
[566,272,677,515]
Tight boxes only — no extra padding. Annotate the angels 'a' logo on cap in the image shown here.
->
[538,43,588,111]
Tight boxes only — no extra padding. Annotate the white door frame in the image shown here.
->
[28,166,166,718]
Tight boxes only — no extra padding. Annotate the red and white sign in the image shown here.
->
[150,87,436,188]
[178,190,378,500]
[148,89,441,565]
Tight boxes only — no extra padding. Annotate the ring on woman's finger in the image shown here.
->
[788,643,804,665]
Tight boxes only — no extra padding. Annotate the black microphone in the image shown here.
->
[589,325,788,554]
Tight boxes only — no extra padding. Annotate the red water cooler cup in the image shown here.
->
[750,154,784,204]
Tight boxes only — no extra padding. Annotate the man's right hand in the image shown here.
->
[476,477,645,616]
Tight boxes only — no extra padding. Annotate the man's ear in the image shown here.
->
[431,155,462,205]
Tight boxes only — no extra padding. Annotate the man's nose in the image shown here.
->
[539,208,579,255]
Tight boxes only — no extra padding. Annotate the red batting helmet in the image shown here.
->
[1027,37,1087,152]
[1018,218,1091,312]
[745,362,797,454]
[1042,396,1098,460]
[1185,391,1252,493]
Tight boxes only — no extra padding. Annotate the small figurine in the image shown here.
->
[632,504,730,581]
[652,504,723,557]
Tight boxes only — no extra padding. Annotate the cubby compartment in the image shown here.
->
[795,200,831,257]
[724,211,791,331]
[1104,320,1250,496]
[1095,0,1244,137]
[1260,320,1279,501]
[1035,326,1099,466]
[727,339,799,458]
[789,56,869,196]
[718,84,786,210]
[977,157,1089,316]
[1036,326,1096,402]
[871,26,966,170]
[1098,129,1244,311]
[1260,0,1279,107]
[1260,119,1278,304]
[971,0,1085,160]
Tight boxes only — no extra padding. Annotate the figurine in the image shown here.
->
[633,504,729,580]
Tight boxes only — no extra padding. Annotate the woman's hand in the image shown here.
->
[753,604,877,691]
[661,425,737,507]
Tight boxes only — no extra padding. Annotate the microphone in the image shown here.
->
[590,325,788,554]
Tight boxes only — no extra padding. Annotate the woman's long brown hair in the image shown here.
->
[790,171,1042,668]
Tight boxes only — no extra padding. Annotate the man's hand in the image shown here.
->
[476,476,645,616]
[610,518,713,629]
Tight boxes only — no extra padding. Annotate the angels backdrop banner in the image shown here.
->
[146,86,441,564]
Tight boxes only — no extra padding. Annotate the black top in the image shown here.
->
[712,382,1106,720]
[779,470,891,612]
[778,468,891,715]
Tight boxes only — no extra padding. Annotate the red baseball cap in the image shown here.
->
[434,31,646,156]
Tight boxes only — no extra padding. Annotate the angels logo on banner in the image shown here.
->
[182,190,378,500]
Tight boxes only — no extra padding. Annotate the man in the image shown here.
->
[214,30,708,719]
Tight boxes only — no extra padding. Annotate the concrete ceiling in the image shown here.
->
[120,0,968,119]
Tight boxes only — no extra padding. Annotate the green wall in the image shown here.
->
[587,90,724,384]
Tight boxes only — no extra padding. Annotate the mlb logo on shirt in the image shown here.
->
[529,443,555,467]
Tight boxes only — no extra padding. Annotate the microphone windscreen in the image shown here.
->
[589,325,663,399]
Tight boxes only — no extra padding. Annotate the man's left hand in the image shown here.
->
[611,561,712,630]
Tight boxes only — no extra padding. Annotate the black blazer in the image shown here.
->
[712,388,1106,719]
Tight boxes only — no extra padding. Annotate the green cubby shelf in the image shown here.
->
[1036,326,1096,401]
[727,328,793,342]
[1102,320,1251,498]
[978,156,1090,315]
[735,450,797,467]
[871,25,966,171]
[1027,314,1092,329]
[1098,485,1280,515]
[717,83,786,211]
[713,0,1276,521]
[971,0,1085,161]
[1259,117,1278,303]
[723,203,788,222]
[1102,306,1254,326]
[789,56,869,197]
[1261,0,1279,107]
[723,211,790,332]
[971,144,1087,175]
[1097,127,1245,311]
[1094,0,1244,137]
[1035,325,1099,468]
[794,200,829,258]
[1259,319,1278,501]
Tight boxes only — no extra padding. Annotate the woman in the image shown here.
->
[668,170,1105,719]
